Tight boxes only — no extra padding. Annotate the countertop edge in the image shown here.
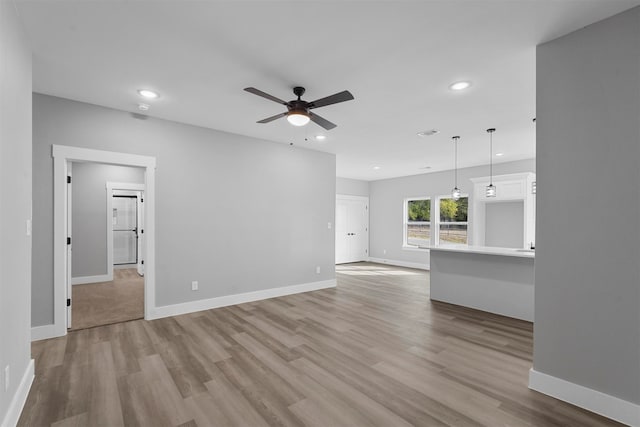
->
[430,245,535,258]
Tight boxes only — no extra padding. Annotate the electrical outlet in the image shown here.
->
[4,365,9,391]
[383,249,386,255]
[191,281,198,291]
[316,266,321,274]
[327,222,332,229]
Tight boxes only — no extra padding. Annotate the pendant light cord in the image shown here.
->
[487,128,496,185]
[489,132,492,185]
[454,136,458,189]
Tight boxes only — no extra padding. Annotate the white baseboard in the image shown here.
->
[529,368,639,426]
[71,274,112,285]
[31,323,64,342]
[367,257,429,271]
[1,359,34,427]
[149,279,337,320]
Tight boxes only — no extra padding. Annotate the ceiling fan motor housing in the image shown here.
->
[293,86,306,98]
[288,100,309,115]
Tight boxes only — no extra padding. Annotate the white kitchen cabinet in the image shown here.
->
[470,172,536,248]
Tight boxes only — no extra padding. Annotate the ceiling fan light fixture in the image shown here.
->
[245,86,353,130]
[287,111,310,126]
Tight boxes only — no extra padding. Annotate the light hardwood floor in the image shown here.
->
[20,263,621,426]
[71,268,144,330]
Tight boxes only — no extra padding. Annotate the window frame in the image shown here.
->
[402,196,431,250]
[435,194,469,247]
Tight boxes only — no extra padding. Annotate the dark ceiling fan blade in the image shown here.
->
[309,111,337,130]
[308,90,354,109]
[257,112,287,123]
[244,87,288,105]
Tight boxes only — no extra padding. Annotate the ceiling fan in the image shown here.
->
[244,86,354,130]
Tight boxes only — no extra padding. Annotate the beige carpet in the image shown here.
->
[71,268,144,330]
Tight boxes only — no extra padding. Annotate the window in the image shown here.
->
[437,196,468,245]
[404,198,431,248]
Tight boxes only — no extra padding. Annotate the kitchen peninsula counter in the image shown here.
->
[429,245,534,321]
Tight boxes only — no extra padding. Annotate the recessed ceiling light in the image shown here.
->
[449,81,471,91]
[137,89,159,99]
[372,166,381,170]
[417,129,440,137]
[496,152,505,157]
[315,135,326,141]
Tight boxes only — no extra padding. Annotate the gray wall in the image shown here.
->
[0,1,32,423]
[535,7,639,404]
[336,177,369,197]
[485,202,524,249]
[369,159,535,266]
[33,94,336,326]
[72,163,144,277]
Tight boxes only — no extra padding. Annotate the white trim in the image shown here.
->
[31,324,59,342]
[52,145,156,338]
[52,145,156,168]
[149,279,337,320]
[367,257,430,271]
[71,274,111,285]
[529,368,640,426]
[107,182,146,191]
[0,359,34,427]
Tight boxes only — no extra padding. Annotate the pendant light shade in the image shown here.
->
[486,128,497,198]
[451,136,461,200]
[452,187,462,200]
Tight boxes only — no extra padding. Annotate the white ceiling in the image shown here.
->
[16,0,640,180]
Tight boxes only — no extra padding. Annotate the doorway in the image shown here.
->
[335,195,369,264]
[52,145,157,338]
[68,165,146,330]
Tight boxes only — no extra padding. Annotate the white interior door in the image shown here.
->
[66,162,72,328]
[335,202,350,263]
[335,196,369,264]
[136,193,144,276]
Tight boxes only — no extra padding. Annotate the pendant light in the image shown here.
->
[451,136,461,200]
[486,128,497,197]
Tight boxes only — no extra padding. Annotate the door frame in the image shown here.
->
[335,194,370,264]
[52,145,156,338]
[107,182,145,276]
